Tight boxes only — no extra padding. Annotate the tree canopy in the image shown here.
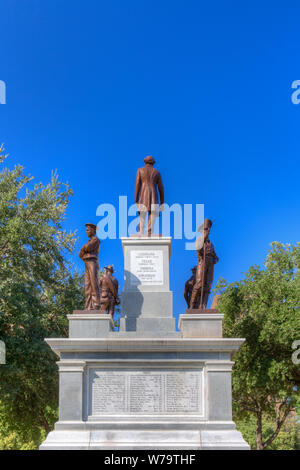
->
[0,145,84,448]
[215,241,300,449]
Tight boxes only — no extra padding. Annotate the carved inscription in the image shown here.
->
[130,250,164,286]
[130,374,163,413]
[90,369,203,416]
[166,373,200,412]
[92,372,126,414]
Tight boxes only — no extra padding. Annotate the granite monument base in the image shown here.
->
[40,314,249,450]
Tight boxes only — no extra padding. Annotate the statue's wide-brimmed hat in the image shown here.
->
[85,223,97,231]
[144,155,155,165]
[197,218,213,232]
[104,265,114,273]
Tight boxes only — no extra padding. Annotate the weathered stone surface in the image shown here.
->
[122,236,171,292]
[40,428,249,450]
[89,368,203,415]
[179,313,223,338]
[68,313,114,338]
[40,336,250,450]
[120,237,175,335]
[121,291,173,317]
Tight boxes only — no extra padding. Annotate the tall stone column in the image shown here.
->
[205,360,233,422]
[120,236,177,336]
[58,360,86,421]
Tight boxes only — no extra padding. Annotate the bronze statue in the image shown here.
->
[134,155,164,235]
[99,265,120,317]
[79,223,101,310]
[184,266,200,308]
[189,219,219,310]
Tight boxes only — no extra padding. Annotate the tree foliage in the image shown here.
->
[235,414,300,450]
[0,145,84,448]
[215,241,300,449]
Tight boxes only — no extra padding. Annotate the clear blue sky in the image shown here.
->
[1,1,299,322]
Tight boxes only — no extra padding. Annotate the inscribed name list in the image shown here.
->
[90,369,203,415]
[130,250,163,286]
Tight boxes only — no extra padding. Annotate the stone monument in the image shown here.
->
[39,160,249,450]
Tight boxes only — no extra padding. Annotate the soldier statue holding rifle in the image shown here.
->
[189,218,219,310]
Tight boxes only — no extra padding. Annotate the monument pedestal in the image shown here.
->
[40,335,249,450]
[179,314,223,338]
[120,236,177,337]
[68,312,114,338]
[40,237,249,450]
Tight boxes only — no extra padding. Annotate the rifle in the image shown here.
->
[200,239,206,309]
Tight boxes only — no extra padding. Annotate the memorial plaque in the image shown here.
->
[91,371,126,414]
[89,369,203,416]
[130,374,163,413]
[129,250,164,286]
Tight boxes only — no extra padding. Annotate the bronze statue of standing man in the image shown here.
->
[79,223,101,310]
[189,219,219,310]
[134,156,164,236]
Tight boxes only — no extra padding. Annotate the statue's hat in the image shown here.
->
[104,265,114,273]
[85,223,97,231]
[144,155,155,165]
[197,218,213,232]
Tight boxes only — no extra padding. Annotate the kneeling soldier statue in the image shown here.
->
[99,265,120,318]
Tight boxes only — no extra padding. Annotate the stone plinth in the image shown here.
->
[68,312,114,338]
[179,314,224,338]
[187,308,219,314]
[120,236,176,336]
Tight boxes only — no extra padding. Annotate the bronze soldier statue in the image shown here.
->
[134,155,164,236]
[99,265,120,317]
[184,266,200,308]
[189,219,219,310]
[79,223,101,310]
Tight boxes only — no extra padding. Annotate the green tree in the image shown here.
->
[235,414,300,450]
[0,145,84,449]
[215,241,300,450]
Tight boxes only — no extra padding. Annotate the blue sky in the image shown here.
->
[0,0,299,322]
